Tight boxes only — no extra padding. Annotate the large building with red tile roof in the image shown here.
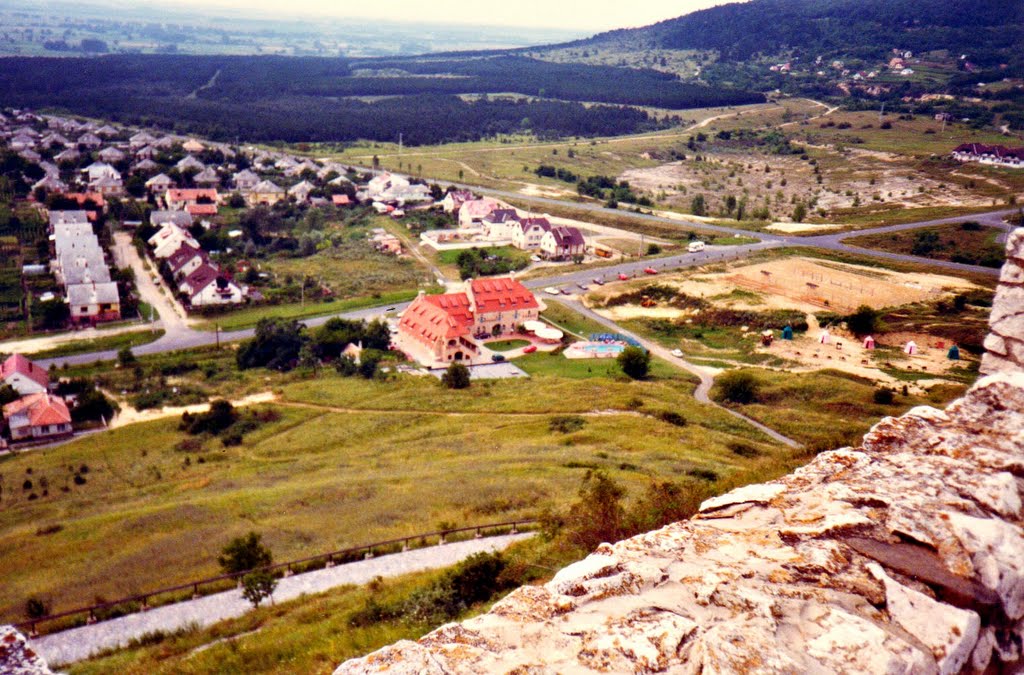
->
[3,392,72,441]
[1,354,49,396]
[395,277,540,367]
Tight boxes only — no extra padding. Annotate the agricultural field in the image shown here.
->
[845,221,1007,268]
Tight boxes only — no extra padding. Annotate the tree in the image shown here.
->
[219,532,272,575]
[441,362,471,389]
[0,384,20,407]
[563,470,628,551]
[617,346,650,380]
[71,389,118,423]
[335,355,358,376]
[237,318,307,371]
[117,346,136,367]
[181,399,237,435]
[36,299,69,330]
[845,305,878,336]
[25,596,48,620]
[717,371,759,404]
[690,194,706,217]
[241,570,278,608]
[792,202,807,222]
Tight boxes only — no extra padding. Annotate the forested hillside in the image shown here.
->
[576,0,1023,64]
[0,54,763,144]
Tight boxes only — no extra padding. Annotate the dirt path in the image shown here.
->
[0,323,156,356]
[113,232,194,333]
[32,533,533,667]
[110,392,278,429]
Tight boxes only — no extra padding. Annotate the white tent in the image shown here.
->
[904,341,917,355]
[819,330,831,345]
[534,328,563,342]
[863,336,875,349]
[523,320,546,332]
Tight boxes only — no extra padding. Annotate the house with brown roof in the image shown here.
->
[180,264,244,306]
[395,277,540,367]
[482,209,520,240]
[3,393,72,442]
[246,180,285,206]
[166,243,207,279]
[540,226,586,260]
[1,354,49,396]
[165,188,220,211]
[145,173,175,195]
[512,217,552,251]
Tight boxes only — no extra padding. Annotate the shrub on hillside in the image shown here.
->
[441,362,471,389]
[717,371,760,404]
[617,346,650,380]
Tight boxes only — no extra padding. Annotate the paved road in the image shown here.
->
[31,532,533,667]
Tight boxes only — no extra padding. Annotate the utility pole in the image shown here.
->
[215,324,220,348]
[879,102,885,122]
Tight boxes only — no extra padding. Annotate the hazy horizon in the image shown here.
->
[20,0,740,33]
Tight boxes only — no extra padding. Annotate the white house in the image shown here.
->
[512,217,552,250]
[0,354,49,396]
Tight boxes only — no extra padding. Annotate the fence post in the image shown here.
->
[325,555,334,569]
[141,595,149,612]
[475,527,482,539]
[284,564,293,578]
[364,548,374,560]
[87,610,96,625]
[29,622,38,639]
[193,583,200,600]
[511,522,519,534]
[402,539,409,552]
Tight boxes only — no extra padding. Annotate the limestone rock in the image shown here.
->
[0,626,53,675]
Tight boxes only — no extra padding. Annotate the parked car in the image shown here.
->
[544,287,562,295]
[385,306,397,312]
[523,345,538,354]
[530,255,542,263]
[644,267,658,275]
[592,278,605,286]
[492,353,506,362]
[688,241,707,253]
[474,332,491,340]
[671,348,684,358]
[618,273,629,280]
[578,283,589,291]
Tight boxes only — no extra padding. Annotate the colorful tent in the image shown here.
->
[948,344,960,361]
[863,335,875,349]
[782,325,793,340]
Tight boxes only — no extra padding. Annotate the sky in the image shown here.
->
[145,0,738,32]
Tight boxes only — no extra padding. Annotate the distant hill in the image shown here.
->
[572,0,1023,65]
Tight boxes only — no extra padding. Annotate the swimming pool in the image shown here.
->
[564,341,627,359]
[582,343,625,354]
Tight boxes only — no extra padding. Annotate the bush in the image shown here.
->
[559,470,628,552]
[617,346,650,380]
[717,371,759,404]
[237,318,308,371]
[241,570,278,608]
[845,305,878,336]
[71,389,119,424]
[441,362,471,389]
[655,410,687,427]
[219,532,272,575]
[25,596,48,620]
[549,415,586,433]
[180,399,237,435]
[873,388,895,405]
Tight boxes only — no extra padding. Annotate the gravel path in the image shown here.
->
[32,533,533,667]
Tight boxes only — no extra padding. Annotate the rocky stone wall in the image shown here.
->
[0,626,53,675]
[338,229,1024,675]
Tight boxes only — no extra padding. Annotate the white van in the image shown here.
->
[688,241,707,253]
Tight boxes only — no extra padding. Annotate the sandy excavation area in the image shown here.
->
[109,391,278,428]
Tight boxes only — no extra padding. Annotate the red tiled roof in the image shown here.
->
[3,393,71,426]
[186,203,218,216]
[167,188,219,204]
[953,143,1024,160]
[1,354,49,390]
[469,277,538,314]
[332,194,351,205]
[399,293,473,347]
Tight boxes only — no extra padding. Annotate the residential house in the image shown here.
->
[442,190,475,214]
[232,169,260,192]
[247,180,285,206]
[83,162,120,183]
[67,282,121,324]
[39,132,70,149]
[96,124,119,137]
[395,277,540,367]
[186,203,218,218]
[481,209,520,240]
[134,145,159,161]
[175,155,206,173]
[166,243,207,279]
[131,158,161,174]
[145,173,176,194]
[182,139,205,154]
[952,143,1024,169]
[90,175,124,197]
[54,148,81,164]
[512,217,552,251]
[165,188,220,211]
[97,147,125,163]
[288,180,316,202]
[77,133,102,149]
[129,131,158,150]
[193,167,221,187]
[540,226,585,260]
[360,172,431,205]
[1,354,49,396]
[150,210,194,229]
[332,194,352,207]
[180,264,244,306]
[153,135,176,150]
[63,193,106,218]
[458,198,503,227]
[150,224,200,259]
[3,393,72,442]
[32,175,67,194]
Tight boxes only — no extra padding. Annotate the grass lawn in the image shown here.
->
[486,339,530,351]
[711,368,967,451]
[195,289,419,332]
[844,222,1006,268]
[540,299,606,338]
[27,329,165,359]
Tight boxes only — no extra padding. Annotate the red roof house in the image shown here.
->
[1,354,49,396]
[3,393,72,441]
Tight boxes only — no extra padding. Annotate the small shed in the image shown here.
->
[863,335,875,350]
[782,325,793,340]
[947,344,960,361]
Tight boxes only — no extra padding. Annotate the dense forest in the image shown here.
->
[574,0,1023,64]
[0,54,763,144]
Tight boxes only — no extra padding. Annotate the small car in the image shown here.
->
[592,278,605,286]
[530,255,542,263]
[644,267,658,275]
[544,286,562,295]
[492,353,506,362]
[618,273,629,280]
[688,241,707,253]
[671,349,684,358]
[577,283,589,291]
[523,345,538,354]
[385,306,397,312]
